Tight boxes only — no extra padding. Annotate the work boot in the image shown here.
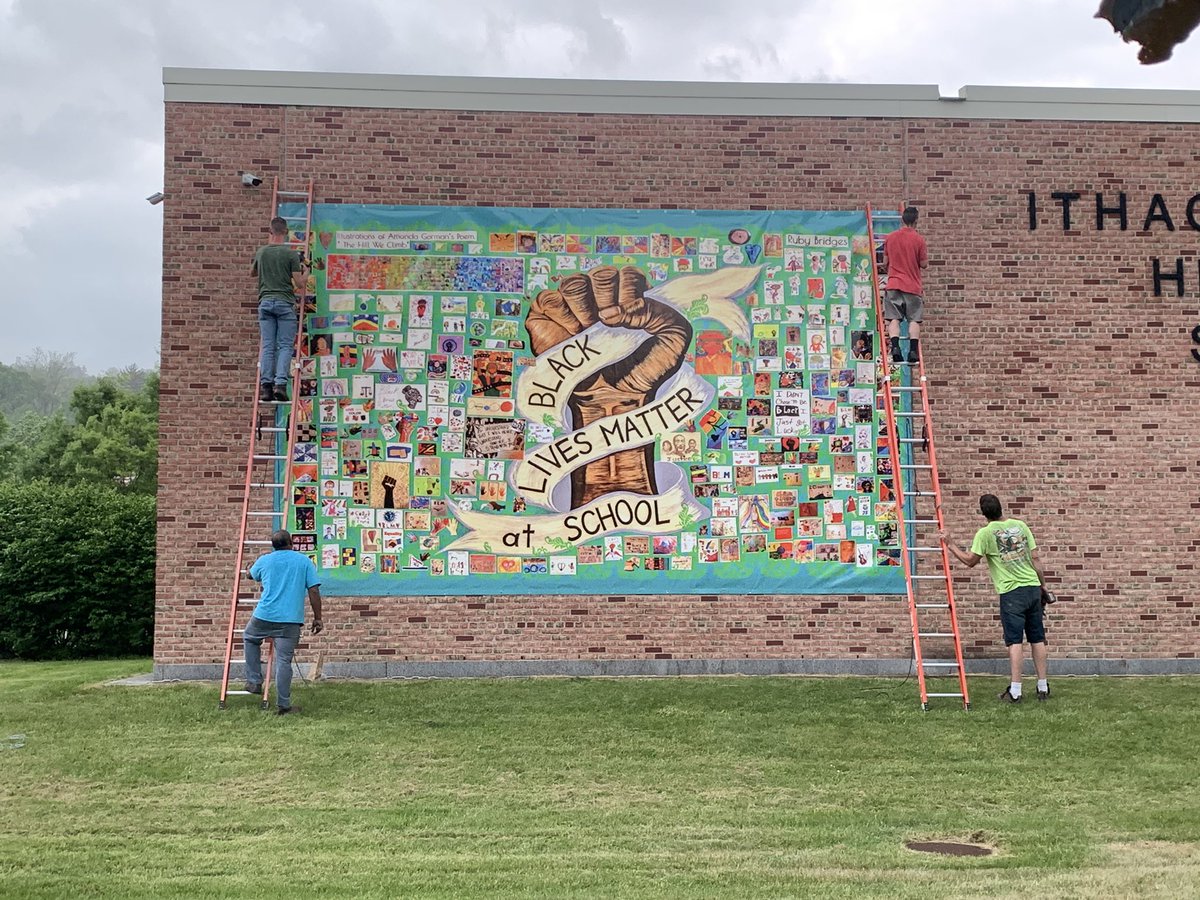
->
[890,338,903,364]
[259,383,274,402]
[273,385,290,402]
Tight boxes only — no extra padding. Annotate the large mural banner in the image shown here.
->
[285,205,904,596]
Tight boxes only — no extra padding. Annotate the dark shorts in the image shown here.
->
[883,290,923,323]
[999,585,1046,646]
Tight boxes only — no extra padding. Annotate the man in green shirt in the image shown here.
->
[251,217,306,402]
[940,494,1054,703]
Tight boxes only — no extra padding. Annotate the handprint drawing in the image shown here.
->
[525,265,692,508]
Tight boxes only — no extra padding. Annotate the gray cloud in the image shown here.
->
[1,0,1199,373]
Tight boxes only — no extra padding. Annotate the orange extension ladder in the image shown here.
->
[218,178,314,709]
[867,205,970,711]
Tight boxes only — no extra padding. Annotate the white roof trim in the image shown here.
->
[163,68,1200,124]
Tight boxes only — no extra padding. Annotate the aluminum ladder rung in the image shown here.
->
[249,482,286,488]
[923,661,959,667]
[890,386,923,392]
[907,491,937,496]
[900,464,933,470]
[253,454,288,460]
[898,438,926,443]
[907,518,940,524]
[258,427,286,433]
[247,511,286,517]
[916,603,951,609]
[277,190,309,197]
[911,574,947,580]
[918,632,955,638]
[925,692,965,698]
[893,412,925,417]
[224,690,259,696]
[910,546,942,551]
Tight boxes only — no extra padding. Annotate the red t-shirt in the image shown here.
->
[883,227,927,295]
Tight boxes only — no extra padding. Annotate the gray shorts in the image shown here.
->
[883,290,923,323]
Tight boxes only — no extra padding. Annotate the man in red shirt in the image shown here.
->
[881,206,929,364]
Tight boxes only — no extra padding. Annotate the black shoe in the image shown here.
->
[276,705,302,716]
[890,345,903,364]
[259,384,273,402]
[998,688,1022,704]
[907,348,920,364]
[1037,688,1050,702]
[245,683,262,695]
[273,385,290,402]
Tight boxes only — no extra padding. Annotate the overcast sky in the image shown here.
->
[2,0,1199,374]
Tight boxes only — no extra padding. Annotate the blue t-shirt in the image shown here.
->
[249,550,320,624]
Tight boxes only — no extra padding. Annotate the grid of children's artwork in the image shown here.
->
[287,206,905,596]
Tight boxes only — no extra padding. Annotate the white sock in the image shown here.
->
[1009,681,1023,698]
[1037,679,1048,693]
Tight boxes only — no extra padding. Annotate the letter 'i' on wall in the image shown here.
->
[292,206,906,597]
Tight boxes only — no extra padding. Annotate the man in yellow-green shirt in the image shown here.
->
[941,494,1054,704]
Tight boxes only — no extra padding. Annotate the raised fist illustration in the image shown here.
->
[526,265,692,507]
[381,475,397,509]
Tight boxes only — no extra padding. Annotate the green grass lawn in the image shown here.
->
[1,662,1198,898]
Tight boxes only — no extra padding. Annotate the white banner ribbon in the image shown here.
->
[512,365,713,511]
[445,474,706,556]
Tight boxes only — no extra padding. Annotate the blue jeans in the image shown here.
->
[258,295,298,386]
[243,616,302,708]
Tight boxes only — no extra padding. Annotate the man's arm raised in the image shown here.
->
[938,530,982,568]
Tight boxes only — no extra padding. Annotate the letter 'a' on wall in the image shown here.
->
[288,205,905,597]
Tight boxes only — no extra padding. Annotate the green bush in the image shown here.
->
[0,482,155,659]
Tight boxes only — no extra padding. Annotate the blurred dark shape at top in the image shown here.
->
[1097,0,1200,63]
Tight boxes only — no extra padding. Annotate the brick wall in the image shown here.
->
[155,101,1200,671]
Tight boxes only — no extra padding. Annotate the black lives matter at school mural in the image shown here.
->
[282,205,905,597]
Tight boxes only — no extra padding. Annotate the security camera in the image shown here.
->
[146,192,165,205]
[241,173,263,187]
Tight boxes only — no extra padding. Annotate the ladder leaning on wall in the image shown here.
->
[218,178,315,709]
[867,204,970,711]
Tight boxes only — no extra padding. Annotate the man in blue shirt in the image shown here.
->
[245,530,324,714]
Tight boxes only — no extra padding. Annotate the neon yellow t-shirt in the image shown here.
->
[970,518,1040,595]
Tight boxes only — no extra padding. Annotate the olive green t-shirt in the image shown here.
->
[254,244,301,300]
[970,518,1040,595]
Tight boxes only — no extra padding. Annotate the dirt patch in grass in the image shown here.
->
[905,840,993,857]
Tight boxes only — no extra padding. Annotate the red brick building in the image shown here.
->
[155,69,1200,679]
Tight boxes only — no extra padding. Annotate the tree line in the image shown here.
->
[0,350,157,659]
